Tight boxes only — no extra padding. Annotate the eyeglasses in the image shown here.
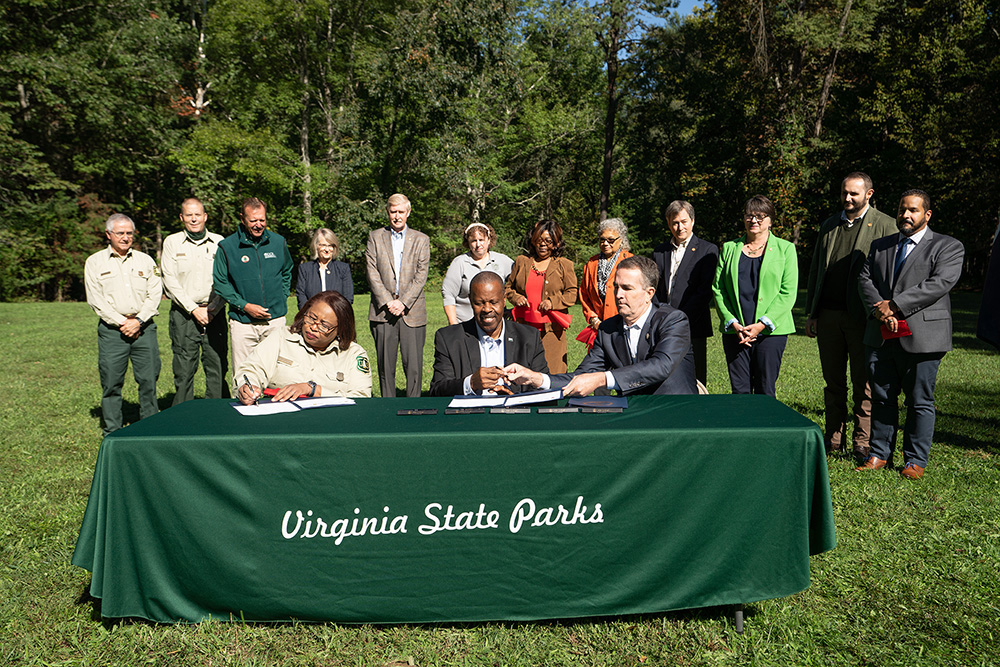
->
[598,236,620,245]
[109,230,135,238]
[535,238,554,247]
[317,243,337,250]
[744,214,768,223]
[304,312,337,334]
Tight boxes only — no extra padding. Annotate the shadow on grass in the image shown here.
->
[74,579,752,634]
[951,292,998,353]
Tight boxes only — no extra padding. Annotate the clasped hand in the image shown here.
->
[472,366,512,395]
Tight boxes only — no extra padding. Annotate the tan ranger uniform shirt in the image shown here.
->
[160,231,225,316]
[234,329,373,398]
[84,246,162,326]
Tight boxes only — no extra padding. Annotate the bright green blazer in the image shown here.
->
[712,234,798,335]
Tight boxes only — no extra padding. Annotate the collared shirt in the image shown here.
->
[463,321,506,395]
[667,237,690,298]
[899,225,929,248]
[161,230,224,315]
[390,226,407,290]
[84,246,162,326]
[840,203,870,228]
[234,329,372,398]
[606,302,654,391]
[463,321,551,394]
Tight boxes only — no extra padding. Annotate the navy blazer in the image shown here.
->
[858,229,964,353]
[295,259,354,308]
[552,305,697,395]
[429,319,549,396]
[652,234,719,339]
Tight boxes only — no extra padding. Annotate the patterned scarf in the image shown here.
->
[596,247,623,299]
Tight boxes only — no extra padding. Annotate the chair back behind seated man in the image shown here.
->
[506,256,697,396]
[430,271,549,396]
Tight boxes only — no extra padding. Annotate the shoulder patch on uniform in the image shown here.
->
[357,356,370,374]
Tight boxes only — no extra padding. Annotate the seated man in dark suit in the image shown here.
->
[505,256,697,396]
[429,271,549,396]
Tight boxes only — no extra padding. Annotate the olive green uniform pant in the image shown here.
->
[169,305,229,405]
[97,321,160,435]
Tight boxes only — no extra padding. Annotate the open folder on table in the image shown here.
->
[232,396,355,416]
[447,388,563,409]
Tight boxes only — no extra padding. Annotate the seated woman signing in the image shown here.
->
[235,290,372,403]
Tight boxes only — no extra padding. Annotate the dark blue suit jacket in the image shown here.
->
[296,259,354,308]
[553,305,698,395]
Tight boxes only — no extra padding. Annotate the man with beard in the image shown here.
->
[855,189,964,479]
[805,172,898,460]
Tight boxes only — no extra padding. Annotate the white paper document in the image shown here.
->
[447,395,508,408]
[447,388,563,409]
[231,396,356,415]
[293,397,356,409]
[231,401,302,416]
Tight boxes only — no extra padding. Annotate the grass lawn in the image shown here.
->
[1,283,998,666]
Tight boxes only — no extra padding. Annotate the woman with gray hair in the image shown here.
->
[579,218,633,342]
[296,228,353,308]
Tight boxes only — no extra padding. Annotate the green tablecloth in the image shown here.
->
[72,395,836,623]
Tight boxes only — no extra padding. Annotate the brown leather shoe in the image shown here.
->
[853,445,871,463]
[900,463,925,479]
[854,456,887,471]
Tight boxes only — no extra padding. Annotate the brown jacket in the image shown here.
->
[365,226,430,327]
[505,254,578,331]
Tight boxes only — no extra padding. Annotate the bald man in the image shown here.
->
[429,271,549,396]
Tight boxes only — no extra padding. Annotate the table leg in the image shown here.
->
[734,603,744,634]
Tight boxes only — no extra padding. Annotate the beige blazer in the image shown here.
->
[365,226,430,327]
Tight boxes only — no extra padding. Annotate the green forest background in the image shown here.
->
[2,0,997,302]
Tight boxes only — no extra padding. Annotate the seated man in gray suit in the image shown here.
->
[505,256,697,396]
[855,189,964,479]
[429,271,549,396]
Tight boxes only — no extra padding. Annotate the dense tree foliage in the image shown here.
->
[1,0,996,300]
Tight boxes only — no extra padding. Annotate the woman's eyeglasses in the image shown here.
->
[304,313,337,334]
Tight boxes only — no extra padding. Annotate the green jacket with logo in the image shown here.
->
[213,225,293,323]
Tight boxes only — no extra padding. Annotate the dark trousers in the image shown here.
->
[723,333,787,397]
[97,321,160,435]
[169,305,229,405]
[371,319,425,397]
[867,343,943,468]
[692,336,708,387]
[816,308,871,448]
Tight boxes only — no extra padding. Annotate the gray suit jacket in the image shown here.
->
[366,226,430,327]
[551,305,698,395]
[858,228,965,353]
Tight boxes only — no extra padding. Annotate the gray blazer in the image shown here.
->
[365,226,430,327]
[858,228,965,353]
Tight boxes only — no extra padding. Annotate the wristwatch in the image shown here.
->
[307,381,317,397]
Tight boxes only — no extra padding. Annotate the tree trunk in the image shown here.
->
[812,0,853,138]
[300,41,312,225]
